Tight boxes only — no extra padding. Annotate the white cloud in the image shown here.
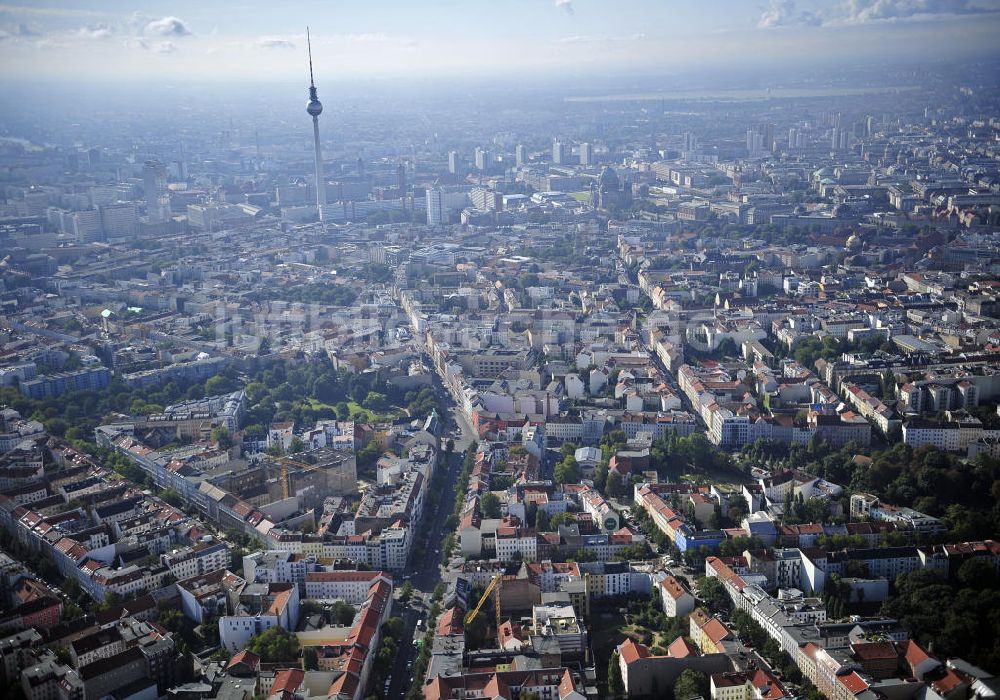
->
[77,24,112,40]
[842,0,996,23]
[154,41,176,53]
[555,0,574,16]
[759,0,794,27]
[758,0,823,27]
[255,36,295,50]
[757,0,996,27]
[144,16,191,37]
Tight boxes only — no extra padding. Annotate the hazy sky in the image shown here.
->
[1,0,999,84]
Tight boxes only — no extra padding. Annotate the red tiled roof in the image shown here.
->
[226,649,260,670]
[327,671,359,697]
[667,636,699,658]
[497,620,523,647]
[899,639,936,672]
[558,668,577,700]
[267,589,292,616]
[436,606,464,636]
[931,669,968,694]
[618,638,650,665]
[750,669,787,700]
[268,669,305,698]
[837,671,869,696]
[702,618,731,645]
[659,575,689,601]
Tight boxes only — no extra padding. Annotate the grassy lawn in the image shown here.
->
[345,400,374,420]
[305,398,404,423]
[569,191,592,202]
[307,398,337,411]
[348,400,406,422]
[680,468,753,485]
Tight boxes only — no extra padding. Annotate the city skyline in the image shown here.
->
[0,2,999,699]
[1,0,999,83]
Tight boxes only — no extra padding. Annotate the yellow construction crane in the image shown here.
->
[464,574,502,628]
[280,460,290,500]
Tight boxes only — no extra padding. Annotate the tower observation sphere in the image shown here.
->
[307,95,323,117]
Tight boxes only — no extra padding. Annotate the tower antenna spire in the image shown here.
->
[307,26,315,88]
[305,27,326,221]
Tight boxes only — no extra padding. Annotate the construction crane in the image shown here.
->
[278,457,310,501]
[464,574,502,628]
[279,460,290,500]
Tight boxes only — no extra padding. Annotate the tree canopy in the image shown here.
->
[882,566,1000,673]
[673,669,709,700]
[554,454,581,485]
[480,491,502,518]
[245,627,299,662]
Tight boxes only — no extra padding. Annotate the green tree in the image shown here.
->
[205,374,235,395]
[614,543,652,561]
[673,669,709,700]
[607,650,625,698]
[883,568,1000,671]
[549,512,577,529]
[957,558,997,590]
[157,607,196,650]
[594,461,609,492]
[159,488,184,507]
[606,470,625,498]
[696,576,731,614]
[480,492,501,518]
[330,600,356,625]
[554,455,581,485]
[383,616,405,641]
[245,626,299,662]
[534,508,551,531]
[212,426,233,450]
[303,646,318,670]
[363,391,389,412]
[199,615,220,646]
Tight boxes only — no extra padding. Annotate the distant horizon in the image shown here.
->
[1,0,999,84]
[0,53,996,94]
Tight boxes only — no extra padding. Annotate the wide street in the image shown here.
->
[384,378,476,699]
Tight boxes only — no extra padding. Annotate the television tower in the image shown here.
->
[305,27,326,221]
